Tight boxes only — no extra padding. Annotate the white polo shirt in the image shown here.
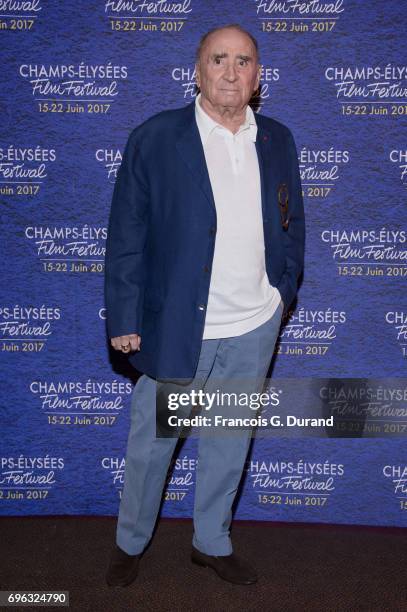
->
[195,92,281,339]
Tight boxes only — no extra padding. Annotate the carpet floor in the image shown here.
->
[0,516,406,611]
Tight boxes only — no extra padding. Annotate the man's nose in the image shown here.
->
[223,63,238,81]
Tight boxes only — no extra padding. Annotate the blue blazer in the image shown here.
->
[104,100,305,379]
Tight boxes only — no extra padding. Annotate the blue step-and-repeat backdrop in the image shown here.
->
[1,1,407,527]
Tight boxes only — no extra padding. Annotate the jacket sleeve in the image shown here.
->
[276,129,305,311]
[104,128,149,339]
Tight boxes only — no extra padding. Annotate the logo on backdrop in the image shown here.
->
[101,451,197,502]
[0,0,42,31]
[299,147,350,200]
[101,456,126,499]
[389,149,407,187]
[171,65,280,105]
[0,146,56,197]
[324,65,407,117]
[253,0,345,33]
[321,228,407,277]
[0,455,64,502]
[0,305,61,354]
[164,453,197,503]
[30,379,133,427]
[24,225,106,274]
[277,307,347,358]
[246,457,345,509]
[171,66,197,99]
[95,148,122,182]
[105,0,192,32]
[382,465,407,511]
[19,63,128,115]
[385,312,407,359]
[319,381,407,436]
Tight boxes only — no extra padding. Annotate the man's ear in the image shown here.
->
[256,64,262,89]
[195,62,200,89]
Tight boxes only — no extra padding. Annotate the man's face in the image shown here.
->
[195,28,261,111]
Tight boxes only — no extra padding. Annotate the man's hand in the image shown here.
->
[111,334,141,354]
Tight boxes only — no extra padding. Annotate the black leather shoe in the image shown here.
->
[191,546,258,585]
[105,544,142,587]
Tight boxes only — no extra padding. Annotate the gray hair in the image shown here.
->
[195,24,260,64]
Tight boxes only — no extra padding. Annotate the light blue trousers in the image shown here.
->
[116,302,283,556]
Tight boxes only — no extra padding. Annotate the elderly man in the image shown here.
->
[104,23,305,586]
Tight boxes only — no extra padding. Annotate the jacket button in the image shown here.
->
[203,265,210,273]
[209,227,216,235]
[198,305,205,311]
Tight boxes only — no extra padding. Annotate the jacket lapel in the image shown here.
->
[255,122,281,229]
[175,101,281,227]
[175,102,216,213]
